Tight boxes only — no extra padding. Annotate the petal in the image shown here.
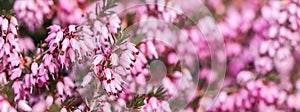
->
[61,38,70,51]
[104,69,112,80]
[63,77,75,88]
[110,53,118,66]
[60,107,67,112]
[56,81,64,95]
[93,55,103,66]
[31,62,38,75]
[46,95,54,107]
[10,68,22,80]
[10,16,18,26]
[45,33,56,42]
[55,31,64,43]
[0,38,4,49]
[18,100,32,111]
[68,25,76,32]
[81,72,93,87]
[2,18,8,32]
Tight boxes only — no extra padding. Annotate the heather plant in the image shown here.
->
[1,0,300,112]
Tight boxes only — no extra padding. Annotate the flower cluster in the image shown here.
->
[3,0,300,112]
[14,0,53,30]
[14,0,90,30]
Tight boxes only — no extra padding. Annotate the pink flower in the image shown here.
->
[54,0,85,26]
[1,17,8,34]
[236,71,255,84]
[119,50,135,70]
[142,97,171,112]
[167,52,179,64]
[14,0,53,30]
[31,62,38,75]
[32,101,47,112]
[255,57,273,74]
[81,72,93,87]
[102,68,124,96]
[56,77,76,97]
[60,107,67,112]
[61,39,70,52]
[10,68,22,80]
[46,95,54,109]
[107,14,121,34]
[57,81,64,96]
[19,37,35,53]
[17,100,32,111]
[93,54,104,66]
[0,95,17,112]
[146,41,158,59]
[63,77,75,88]
[110,53,119,66]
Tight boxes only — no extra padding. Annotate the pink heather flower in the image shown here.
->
[24,73,35,89]
[31,62,39,75]
[142,97,171,112]
[227,58,245,76]
[226,42,242,57]
[12,81,29,101]
[14,0,53,30]
[0,95,17,112]
[93,54,104,66]
[53,0,86,26]
[55,77,75,98]
[5,0,300,111]
[162,77,178,96]
[274,47,295,75]
[10,68,22,80]
[57,81,64,96]
[167,52,179,64]
[102,68,124,96]
[18,100,32,111]
[60,107,68,112]
[110,53,119,66]
[102,102,112,112]
[42,53,56,74]
[32,101,47,112]
[63,77,76,88]
[119,50,136,70]
[1,17,9,34]
[139,41,158,59]
[107,14,121,34]
[45,25,95,68]
[198,68,217,84]
[17,100,32,111]
[46,95,54,109]
[0,72,8,85]
[61,38,70,51]
[236,71,255,84]
[140,0,182,23]
[81,72,93,87]
[254,57,273,75]
[19,37,35,53]
[210,79,287,111]
[130,52,149,80]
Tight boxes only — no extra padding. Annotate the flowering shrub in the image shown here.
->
[1,0,300,112]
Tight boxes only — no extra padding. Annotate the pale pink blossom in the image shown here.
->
[17,100,32,111]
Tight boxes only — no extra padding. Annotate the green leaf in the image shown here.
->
[132,33,146,45]
[99,0,119,16]
[126,95,146,109]
[148,86,167,100]
[48,104,61,112]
